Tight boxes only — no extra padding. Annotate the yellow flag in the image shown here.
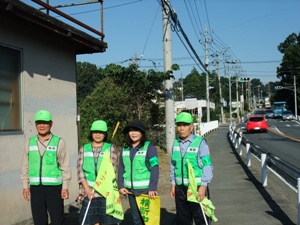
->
[187,159,200,203]
[186,159,218,222]
[136,194,160,225]
[93,151,124,220]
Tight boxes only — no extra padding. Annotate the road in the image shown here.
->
[236,109,300,173]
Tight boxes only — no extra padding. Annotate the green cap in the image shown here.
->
[35,110,52,122]
[90,120,107,132]
[175,112,193,124]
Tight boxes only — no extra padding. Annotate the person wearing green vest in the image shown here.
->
[20,110,71,225]
[170,112,213,225]
[117,119,159,225]
[77,120,121,225]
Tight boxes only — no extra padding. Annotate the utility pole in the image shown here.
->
[162,0,175,154]
[248,82,251,109]
[214,52,224,123]
[258,85,260,106]
[241,72,244,114]
[228,65,232,124]
[203,29,212,122]
[246,81,250,110]
[294,76,298,119]
[225,59,236,125]
[235,62,239,120]
[181,73,184,101]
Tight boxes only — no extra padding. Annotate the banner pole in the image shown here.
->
[81,189,94,225]
[112,121,120,139]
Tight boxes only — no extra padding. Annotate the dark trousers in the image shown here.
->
[175,185,210,225]
[128,194,145,225]
[30,185,65,225]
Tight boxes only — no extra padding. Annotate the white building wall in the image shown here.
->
[0,18,79,224]
[174,98,215,121]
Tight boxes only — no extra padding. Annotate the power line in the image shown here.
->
[140,5,160,62]
[159,0,208,73]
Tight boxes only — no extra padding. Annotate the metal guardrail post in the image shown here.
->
[261,153,267,186]
[238,137,242,155]
[298,177,300,225]
[230,128,300,219]
[233,133,237,147]
[246,143,251,167]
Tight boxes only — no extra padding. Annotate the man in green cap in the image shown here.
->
[20,110,71,225]
[170,111,213,225]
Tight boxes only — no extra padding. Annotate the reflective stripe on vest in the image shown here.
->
[28,135,62,186]
[82,142,112,188]
[172,136,204,186]
[30,176,63,183]
[122,141,151,189]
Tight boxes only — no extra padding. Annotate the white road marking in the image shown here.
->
[270,126,284,134]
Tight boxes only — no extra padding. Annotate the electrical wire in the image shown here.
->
[160,0,208,73]
[183,0,201,41]
[140,4,160,65]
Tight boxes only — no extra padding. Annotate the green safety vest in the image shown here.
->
[172,136,204,186]
[122,141,151,189]
[82,142,112,187]
[28,135,62,186]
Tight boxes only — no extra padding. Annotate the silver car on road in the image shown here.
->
[282,110,293,120]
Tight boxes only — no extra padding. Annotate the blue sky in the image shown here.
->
[25,0,300,84]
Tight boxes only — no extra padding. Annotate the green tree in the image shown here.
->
[78,63,170,147]
[76,62,103,105]
[79,77,126,146]
[183,68,206,99]
[276,32,300,114]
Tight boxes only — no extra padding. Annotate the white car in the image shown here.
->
[282,110,293,120]
[265,109,273,118]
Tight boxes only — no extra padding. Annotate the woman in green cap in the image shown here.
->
[77,120,121,225]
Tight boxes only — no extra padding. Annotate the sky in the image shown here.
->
[23,0,300,84]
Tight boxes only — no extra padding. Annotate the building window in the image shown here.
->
[0,45,21,132]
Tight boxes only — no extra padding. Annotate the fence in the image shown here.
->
[194,120,219,137]
[228,126,300,225]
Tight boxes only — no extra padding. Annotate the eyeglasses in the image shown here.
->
[35,121,51,125]
[176,123,191,127]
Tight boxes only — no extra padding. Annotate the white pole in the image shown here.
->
[246,143,251,167]
[236,64,239,119]
[205,29,210,122]
[294,76,298,120]
[162,0,175,155]
[81,189,94,225]
[199,202,209,225]
[235,134,238,149]
[238,137,242,155]
[298,177,300,225]
[181,73,183,101]
[261,154,267,186]
[229,66,232,124]
[233,133,237,146]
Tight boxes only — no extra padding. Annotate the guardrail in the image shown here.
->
[194,120,219,137]
[228,126,300,224]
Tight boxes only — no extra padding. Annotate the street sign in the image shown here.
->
[239,77,250,82]
[275,86,283,90]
